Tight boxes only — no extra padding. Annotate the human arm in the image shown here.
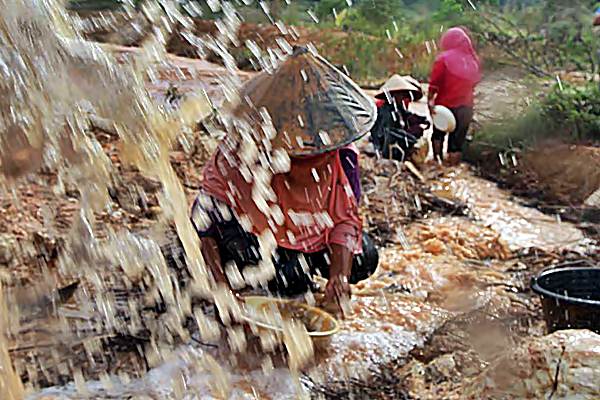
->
[200,235,246,328]
[190,194,233,289]
[339,147,361,204]
[324,243,352,316]
[321,159,362,315]
[428,58,446,111]
[200,236,229,287]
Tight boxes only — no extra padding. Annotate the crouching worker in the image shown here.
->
[191,47,379,314]
[370,75,430,162]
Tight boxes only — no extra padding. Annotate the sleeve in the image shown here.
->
[339,148,361,204]
[370,105,390,147]
[329,221,362,254]
[428,57,446,97]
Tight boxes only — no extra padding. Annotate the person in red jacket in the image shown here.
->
[428,27,481,165]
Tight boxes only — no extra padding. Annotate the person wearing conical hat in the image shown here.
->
[370,74,430,162]
[191,47,379,315]
[428,27,481,165]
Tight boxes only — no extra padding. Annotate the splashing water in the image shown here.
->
[0,0,314,398]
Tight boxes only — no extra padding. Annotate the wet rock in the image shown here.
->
[465,329,600,399]
[0,234,17,265]
[426,353,457,383]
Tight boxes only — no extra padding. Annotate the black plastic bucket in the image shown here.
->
[531,267,600,333]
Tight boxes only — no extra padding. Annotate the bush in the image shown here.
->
[542,83,600,141]
[466,82,600,163]
[316,33,396,84]
[314,32,434,85]
[468,104,554,153]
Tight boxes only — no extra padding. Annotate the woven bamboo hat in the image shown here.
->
[228,46,376,156]
[375,74,423,102]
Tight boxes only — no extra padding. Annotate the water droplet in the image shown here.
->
[311,168,320,182]
[498,153,506,166]
[307,10,319,24]
[556,75,564,91]
[319,131,331,145]
[300,69,308,82]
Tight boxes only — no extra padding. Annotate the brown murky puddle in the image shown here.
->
[431,166,591,252]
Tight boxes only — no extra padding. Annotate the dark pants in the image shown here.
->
[432,106,473,153]
[196,214,379,296]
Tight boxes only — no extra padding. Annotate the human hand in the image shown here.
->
[323,274,351,317]
[428,100,436,115]
[212,285,245,327]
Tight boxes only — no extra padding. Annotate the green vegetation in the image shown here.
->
[466,104,557,156]
[542,83,600,141]
[467,1,599,77]
[466,82,600,164]
[229,0,598,84]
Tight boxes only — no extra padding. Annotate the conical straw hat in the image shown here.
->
[375,74,423,101]
[229,46,376,156]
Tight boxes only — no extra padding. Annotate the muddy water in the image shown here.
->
[432,166,591,252]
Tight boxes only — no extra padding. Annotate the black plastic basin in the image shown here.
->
[531,267,600,333]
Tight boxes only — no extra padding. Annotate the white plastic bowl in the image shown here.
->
[432,105,457,133]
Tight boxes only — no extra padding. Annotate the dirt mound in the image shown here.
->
[521,144,600,205]
[78,11,151,46]
[78,13,318,67]
[166,20,313,58]
[465,329,600,399]
[77,12,425,85]
[471,141,600,211]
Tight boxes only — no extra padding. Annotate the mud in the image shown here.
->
[521,144,600,205]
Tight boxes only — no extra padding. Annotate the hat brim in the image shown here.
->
[374,88,424,102]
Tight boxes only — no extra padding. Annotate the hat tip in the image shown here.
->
[292,45,309,56]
